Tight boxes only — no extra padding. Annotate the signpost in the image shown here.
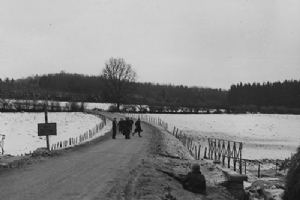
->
[38,103,57,150]
[38,123,57,136]
[0,134,5,155]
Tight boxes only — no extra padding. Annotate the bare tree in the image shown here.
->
[101,57,136,111]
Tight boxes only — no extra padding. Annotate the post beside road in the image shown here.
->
[45,108,50,150]
[0,134,5,155]
[37,103,57,151]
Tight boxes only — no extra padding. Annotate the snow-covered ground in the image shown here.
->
[84,102,112,110]
[53,101,112,111]
[0,112,111,155]
[1,99,112,111]
[147,114,300,160]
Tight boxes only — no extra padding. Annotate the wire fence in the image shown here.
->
[170,126,283,178]
[50,113,107,151]
[126,113,282,178]
[0,112,108,155]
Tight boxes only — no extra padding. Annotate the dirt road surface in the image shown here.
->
[0,119,151,200]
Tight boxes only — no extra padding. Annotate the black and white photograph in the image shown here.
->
[0,0,299,199]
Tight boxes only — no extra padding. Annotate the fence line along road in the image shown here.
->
[51,113,108,151]
[126,113,281,178]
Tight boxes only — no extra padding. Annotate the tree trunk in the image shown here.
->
[117,102,120,111]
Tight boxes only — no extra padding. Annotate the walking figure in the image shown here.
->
[112,118,117,139]
[128,118,134,134]
[124,117,132,139]
[118,118,125,135]
[133,118,143,137]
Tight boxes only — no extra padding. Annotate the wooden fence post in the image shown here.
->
[227,142,231,168]
[214,139,217,160]
[198,144,201,160]
[258,162,261,178]
[233,142,236,171]
[239,143,243,174]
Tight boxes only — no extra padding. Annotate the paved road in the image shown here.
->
[0,118,151,200]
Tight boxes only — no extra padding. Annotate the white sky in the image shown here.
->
[0,0,299,89]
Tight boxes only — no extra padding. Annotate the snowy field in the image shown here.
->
[0,112,111,155]
[52,101,112,111]
[84,102,112,110]
[1,99,112,111]
[149,114,300,160]
[2,99,149,112]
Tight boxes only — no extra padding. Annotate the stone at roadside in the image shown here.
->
[246,179,285,200]
[31,148,51,157]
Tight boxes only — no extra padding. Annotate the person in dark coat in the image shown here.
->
[118,118,125,135]
[112,118,117,139]
[133,118,143,137]
[182,163,206,194]
[128,118,134,134]
[156,163,206,195]
[124,117,132,139]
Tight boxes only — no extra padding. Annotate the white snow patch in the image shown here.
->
[145,114,300,160]
[1,99,112,111]
[0,112,110,155]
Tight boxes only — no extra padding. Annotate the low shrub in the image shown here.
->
[284,147,300,200]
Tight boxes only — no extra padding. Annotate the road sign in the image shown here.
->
[38,123,57,136]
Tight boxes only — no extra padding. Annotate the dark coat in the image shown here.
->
[123,119,133,134]
[128,119,134,130]
[118,120,126,133]
[112,120,117,132]
[135,120,142,132]
[182,171,206,194]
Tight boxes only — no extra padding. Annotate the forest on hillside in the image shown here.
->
[0,73,227,112]
[0,73,299,113]
[228,80,300,114]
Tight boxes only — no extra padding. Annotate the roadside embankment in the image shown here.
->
[130,119,286,200]
[120,122,237,200]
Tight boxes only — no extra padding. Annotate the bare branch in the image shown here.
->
[101,57,137,110]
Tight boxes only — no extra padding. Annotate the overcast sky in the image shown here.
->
[0,0,299,89]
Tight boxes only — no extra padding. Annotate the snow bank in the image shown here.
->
[145,114,300,160]
[0,112,110,155]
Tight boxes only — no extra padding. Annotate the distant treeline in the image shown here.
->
[0,74,103,102]
[228,80,300,114]
[0,73,299,114]
[0,72,227,111]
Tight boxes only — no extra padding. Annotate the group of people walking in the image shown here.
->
[111,117,207,195]
[112,117,143,139]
